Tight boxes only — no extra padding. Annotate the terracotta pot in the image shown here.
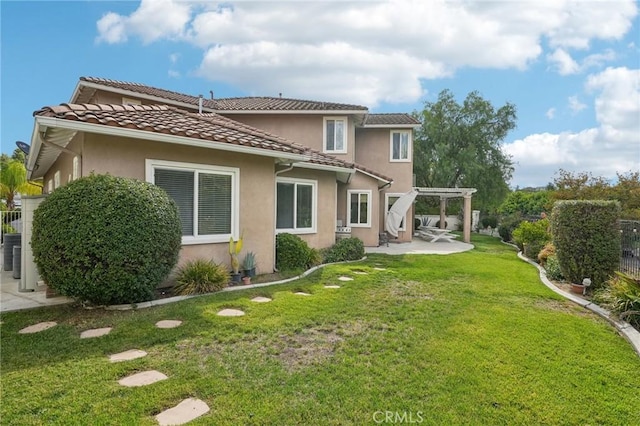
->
[242,276,251,285]
[570,283,585,295]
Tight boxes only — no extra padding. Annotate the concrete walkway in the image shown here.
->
[366,238,473,255]
[0,270,72,313]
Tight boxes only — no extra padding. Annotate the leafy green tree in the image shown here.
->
[0,160,41,210]
[498,190,552,217]
[413,89,516,212]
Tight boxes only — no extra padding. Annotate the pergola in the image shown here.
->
[414,187,477,243]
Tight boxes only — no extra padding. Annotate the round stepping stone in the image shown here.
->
[156,398,210,426]
[294,292,311,296]
[324,285,340,289]
[109,349,148,363]
[251,296,272,303]
[373,267,387,271]
[338,276,353,281]
[119,370,168,387]
[156,320,182,329]
[80,327,112,339]
[217,308,245,317]
[18,321,57,334]
[353,271,368,275]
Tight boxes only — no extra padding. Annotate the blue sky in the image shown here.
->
[2,0,639,188]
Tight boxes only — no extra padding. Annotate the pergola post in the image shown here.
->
[439,197,446,229]
[463,194,472,243]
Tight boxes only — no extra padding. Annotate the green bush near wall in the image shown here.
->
[512,218,550,261]
[32,174,182,305]
[550,200,620,288]
[275,233,320,271]
[323,237,364,263]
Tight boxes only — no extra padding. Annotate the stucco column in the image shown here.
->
[439,197,446,229]
[463,194,472,243]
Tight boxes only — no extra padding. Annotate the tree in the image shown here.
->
[0,160,41,210]
[413,89,516,212]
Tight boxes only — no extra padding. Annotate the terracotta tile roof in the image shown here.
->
[79,77,368,112]
[32,103,391,181]
[364,113,420,126]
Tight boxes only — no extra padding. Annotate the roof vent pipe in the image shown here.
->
[210,90,214,100]
[198,94,203,113]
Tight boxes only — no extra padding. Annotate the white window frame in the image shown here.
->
[347,189,372,228]
[275,177,317,234]
[145,159,240,245]
[72,156,79,180]
[323,116,348,154]
[390,130,411,162]
[385,193,407,232]
[122,97,141,106]
[53,171,61,189]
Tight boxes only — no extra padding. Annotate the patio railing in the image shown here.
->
[619,220,640,278]
[1,210,22,242]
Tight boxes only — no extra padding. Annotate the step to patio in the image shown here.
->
[118,370,168,387]
[109,349,148,363]
[251,296,272,303]
[156,320,182,329]
[338,276,353,281]
[18,321,57,334]
[217,309,245,317]
[155,398,210,426]
[80,327,112,339]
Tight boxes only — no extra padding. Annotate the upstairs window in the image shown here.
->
[348,190,372,227]
[324,117,347,153]
[390,130,411,161]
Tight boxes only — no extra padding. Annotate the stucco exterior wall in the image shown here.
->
[337,172,381,247]
[355,127,415,242]
[222,113,356,164]
[42,133,84,193]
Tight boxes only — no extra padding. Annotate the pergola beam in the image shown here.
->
[414,187,477,243]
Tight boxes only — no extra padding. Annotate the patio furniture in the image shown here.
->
[416,226,459,243]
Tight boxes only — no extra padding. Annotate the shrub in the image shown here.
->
[481,216,498,229]
[32,174,182,305]
[497,214,523,242]
[323,237,365,263]
[174,259,229,295]
[512,218,550,261]
[276,233,319,271]
[551,200,621,288]
[537,242,556,266]
[593,272,640,328]
[544,255,564,281]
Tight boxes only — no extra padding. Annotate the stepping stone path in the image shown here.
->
[156,320,182,329]
[156,398,210,426]
[338,276,354,282]
[109,349,148,363]
[18,321,57,334]
[294,292,311,296]
[251,296,272,303]
[324,285,340,289]
[80,327,112,339]
[119,370,168,387]
[373,267,387,271]
[353,271,368,275]
[217,308,245,317]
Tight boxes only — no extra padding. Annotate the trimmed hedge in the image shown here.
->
[276,233,319,271]
[32,174,182,305]
[550,200,620,287]
[323,237,365,263]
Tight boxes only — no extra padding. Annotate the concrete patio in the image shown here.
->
[0,270,72,313]
[366,237,473,255]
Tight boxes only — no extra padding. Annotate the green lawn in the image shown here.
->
[1,235,639,425]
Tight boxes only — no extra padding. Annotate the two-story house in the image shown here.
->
[26,77,419,274]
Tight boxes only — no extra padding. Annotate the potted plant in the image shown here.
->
[242,251,256,278]
[229,234,243,285]
[242,275,251,285]
[570,278,591,295]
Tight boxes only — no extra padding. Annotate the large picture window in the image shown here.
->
[276,177,317,233]
[348,190,372,227]
[324,117,347,153]
[390,130,411,161]
[146,159,239,244]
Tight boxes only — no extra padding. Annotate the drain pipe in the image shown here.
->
[272,163,296,272]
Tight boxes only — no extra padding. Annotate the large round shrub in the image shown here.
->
[32,174,182,305]
[323,237,365,263]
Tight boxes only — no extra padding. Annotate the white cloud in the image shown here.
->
[168,70,180,78]
[94,0,638,105]
[546,108,556,119]
[169,53,180,64]
[505,67,640,187]
[568,96,587,114]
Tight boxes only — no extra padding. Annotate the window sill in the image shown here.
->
[276,228,316,235]
[348,223,371,228]
[181,235,233,245]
